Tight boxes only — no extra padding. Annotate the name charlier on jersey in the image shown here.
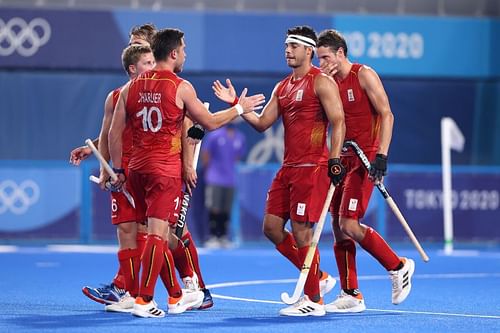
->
[138,92,162,104]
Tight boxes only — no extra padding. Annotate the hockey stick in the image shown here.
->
[174,102,209,241]
[85,138,135,209]
[174,141,202,240]
[344,140,429,262]
[280,183,336,304]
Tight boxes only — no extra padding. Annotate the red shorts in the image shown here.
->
[127,170,182,225]
[265,165,330,223]
[110,191,136,225]
[330,152,376,220]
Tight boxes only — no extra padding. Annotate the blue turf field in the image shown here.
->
[1,243,499,333]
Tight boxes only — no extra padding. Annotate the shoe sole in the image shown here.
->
[392,258,415,305]
[82,288,116,305]
[279,310,326,317]
[105,306,134,313]
[325,303,366,313]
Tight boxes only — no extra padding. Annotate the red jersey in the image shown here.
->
[111,87,133,167]
[276,66,329,166]
[335,63,380,154]
[125,69,185,176]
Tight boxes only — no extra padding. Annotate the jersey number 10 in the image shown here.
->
[137,106,163,132]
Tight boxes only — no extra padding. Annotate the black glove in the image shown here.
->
[187,124,205,140]
[369,154,387,182]
[328,158,346,186]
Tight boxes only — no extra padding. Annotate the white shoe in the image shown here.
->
[132,298,165,318]
[279,295,325,317]
[182,272,200,291]
[219,236,234,249]
[204,236,221,249]
[105,292,135,313]
[168,289,204,314]
[325,290,366,313]
[319,272,336,297]
[390,257,415,305]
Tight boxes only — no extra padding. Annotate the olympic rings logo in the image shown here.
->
[246,124,284,165]
[0,17,51,57]
[0,180,40,215]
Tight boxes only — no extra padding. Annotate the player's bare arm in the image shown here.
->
[108,82,130,186]
[179,80,265,130]
[182,116,197,195]
[315,74,346,158]
[359,66,394,156]
[240,83,280,132]
[95,91,115,186]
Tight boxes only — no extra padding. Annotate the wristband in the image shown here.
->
[231,96,239,106]
[112,167,125,175]
[234,104,244,116]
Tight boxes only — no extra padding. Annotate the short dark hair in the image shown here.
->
[151,28,185,62]
[317,29,348,57]
[286,25,317,59]
[129,23,157,45]
[121,44,152,75]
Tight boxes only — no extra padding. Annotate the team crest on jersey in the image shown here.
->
[295,90,304,101]
[347,89,355,102]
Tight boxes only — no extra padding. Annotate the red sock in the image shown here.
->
[117,248,141,297]
[359,227,401,271]
[334,239,358,290]
[138,235,164,298]
[181,232,206,289]
[276,232,301,269]
[171,239,194,279]
[112,268,125,290]
[159,240,182,298]
[298,245,320,302]
[136,231,148,257]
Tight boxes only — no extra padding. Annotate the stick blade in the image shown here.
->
[280,292,299,305]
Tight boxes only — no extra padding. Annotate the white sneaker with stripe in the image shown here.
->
[389,257,415,305]
[168,289,204,314]
[279,295,325,317]
[131,299,165,318]
[325,290,366,313]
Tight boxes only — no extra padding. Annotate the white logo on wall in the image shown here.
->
[246,124,284,165]
[0,180,40,214]
[0,17,51,57]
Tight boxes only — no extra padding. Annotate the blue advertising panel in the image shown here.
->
[0,163,80,240]
[0,8,125,69]
[1,7,497,77]
[333,15,492,78]
[386,168,500,241]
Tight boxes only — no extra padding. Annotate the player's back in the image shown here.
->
[126,69,185,176]
[276,66,329,166]
[335,63,380,154]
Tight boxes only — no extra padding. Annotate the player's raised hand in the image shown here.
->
[237,88,266,113]
[212,78,236,104]
[320,62,339,78]
[69,145,92,166]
